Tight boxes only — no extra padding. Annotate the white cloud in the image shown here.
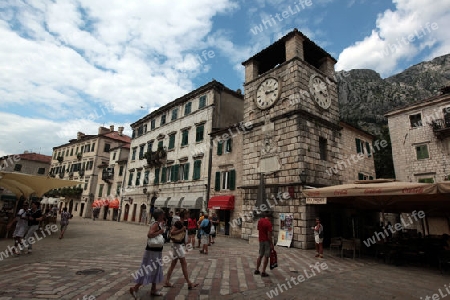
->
[0,0,241,156]
[336,0,450,76]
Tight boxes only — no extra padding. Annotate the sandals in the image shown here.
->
[188,283,199,290]
[129,287,137,299]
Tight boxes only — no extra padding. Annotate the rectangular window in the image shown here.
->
[132,147,137,160]
[169,134,175,150]
[215,171,221,191]
[14,164,22,171]
[128,172,134,186]
[161,167,167,183]
[355,138,364,154]
[80,145,84,153]
[104,143,111,152]
[158,140,163,149]
[91,143,95,152]
[160,115,166,126]
[98,184,104,197]
[154,168,160,184]
[181,130,189,146]
[138,125,144,136]
[66,149,69,156]
[181,163,189,181]
[410,113,422,128]
[199,95,206,109]
[85,145,90,153]
[418,178,434,183]
[116,182,122,195]
[416,145,429,160]
[147,141,153,152]
[166,167,172,182]
[172,108,178,121]
[184,102,192,115]
[193,160,201,180]
[225,139,232,153]
[144,124,147,133]
[222,171,229,190]
[84,179,88,190]
[217,141,223,156]
[112,152,116,160]
[119,166,124,176]
[171,164,179,182]
[366,142,371,157]
[37,168,45,175]
[151,119,156,130]
[319,137,327,160]
[132,130,136,139]
[135,171,141,186]
[196,125,204,142]
[139,144,145,159]
[70,148,73,156]
[143,171,150,185]
[107,184,111,196]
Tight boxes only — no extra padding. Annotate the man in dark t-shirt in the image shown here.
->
[254,211,273,277]
[23,202,43,253]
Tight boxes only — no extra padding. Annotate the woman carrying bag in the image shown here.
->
[130,209,166,298]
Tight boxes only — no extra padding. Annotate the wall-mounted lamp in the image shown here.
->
[299,170,307,186]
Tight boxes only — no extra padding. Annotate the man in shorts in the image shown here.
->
[254,211,273,277]
[23,201,44,253]
[7,202,29,255]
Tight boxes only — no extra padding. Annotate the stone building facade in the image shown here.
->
[208,123,248,238]
[124,80,244,224]
[240,29,343,249]
[338,121,376,183]
[386,87,450,183]
[49,126,131,217]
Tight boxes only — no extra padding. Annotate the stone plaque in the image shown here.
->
[259,156,281,173]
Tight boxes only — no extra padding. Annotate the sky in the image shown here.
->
[0,0,449,157]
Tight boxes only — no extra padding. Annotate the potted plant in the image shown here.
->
[76,152,82,160]
[57,156,63,163]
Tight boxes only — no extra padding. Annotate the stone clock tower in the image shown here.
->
[240,29,342,249]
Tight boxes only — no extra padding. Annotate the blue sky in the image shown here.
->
[0,0,449,157]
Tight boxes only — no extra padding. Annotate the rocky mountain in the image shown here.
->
[337,53,450,134]
[336,53,450,178]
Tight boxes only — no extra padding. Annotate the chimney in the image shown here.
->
[98,127,109,135]
[118,126,124,136]
[110,125,114,132]
[236,89,242,95]
[77,132,85,140]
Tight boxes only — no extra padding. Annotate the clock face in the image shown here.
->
[255,77,280,110]
[309,75,331,109]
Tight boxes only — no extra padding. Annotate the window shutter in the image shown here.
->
[173,164,179,181]
[230,169,236,190]
[128,173,133,185]
[227,139,232,152]
[161,167,167,183]
[184,163,189,180]
[217,142,223,155]
[193,160,201,180]
[366,142,371,157]
[215,171,221,191]
[355,138,361,153]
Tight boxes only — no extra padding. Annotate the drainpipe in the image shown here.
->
[118,156,128,222]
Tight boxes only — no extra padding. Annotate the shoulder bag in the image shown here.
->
[147,222,165,248]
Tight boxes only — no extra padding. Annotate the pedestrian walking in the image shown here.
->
[196,211,204,248]
[199,213,211,255]
[254,211,273,277]
[59,207,71,239]
[23,201,44,254]
[312,217,324,258]
[187,212,197,248]
[129,209,166,298]
[6,202,29,256]
[164,219,199,290]
[210,212,219,244]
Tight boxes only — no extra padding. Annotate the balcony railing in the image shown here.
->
[430,119,450,139]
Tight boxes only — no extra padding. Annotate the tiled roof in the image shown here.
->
[18,153,52,164]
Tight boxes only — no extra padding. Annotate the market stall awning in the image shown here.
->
[154,197,170,208]
[109,199,119,209]
[167,197,182,208]
[181,196,203,209]
[0,171,83,197]
[40,197,48,204]
[302,180,450,212]
[208,195,235,210]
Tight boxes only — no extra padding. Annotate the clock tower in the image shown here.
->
[240,29,342,249]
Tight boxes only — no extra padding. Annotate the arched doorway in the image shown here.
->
[124,204,129,221]
[131,203,137,222]
[69,199,73,213]
[140,204,147,224]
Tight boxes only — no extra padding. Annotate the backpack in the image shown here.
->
[202,220,211,234]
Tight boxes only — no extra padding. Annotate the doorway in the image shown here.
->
[140,204,147,223]
[103,206,109,220]
[132,204,137,222]
[124,204,129,221]
[217,210,231,235]
[69,200,73,213]
[80,203,85,216]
